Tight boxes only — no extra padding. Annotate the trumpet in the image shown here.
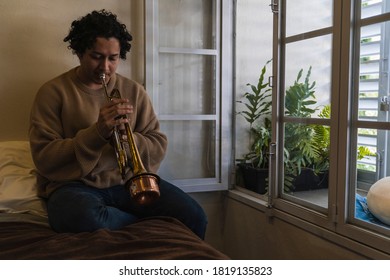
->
[100,73,160,205]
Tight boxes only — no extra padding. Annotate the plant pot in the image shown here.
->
[238,163,268,194]
[292,168,328,192]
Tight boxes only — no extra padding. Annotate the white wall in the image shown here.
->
[0,0,144,141]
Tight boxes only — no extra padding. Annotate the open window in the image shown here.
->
[234,0,390,255]
[144,0,233,192]
[348,0,390,237]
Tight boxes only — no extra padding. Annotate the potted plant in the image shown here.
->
[236,60,272,194]
[237,64,374,194]
[284,67,377,192]
[283,66,330,192]
[237,64,329,193]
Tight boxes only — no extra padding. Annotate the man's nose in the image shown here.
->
[100,58,110,71]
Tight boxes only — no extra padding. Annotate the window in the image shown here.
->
[356,1,386,189]
[146,0,390,256]
[279,0,333,212]
[349,0,390,236]
[235,0,390,255]
[144,0,233,192]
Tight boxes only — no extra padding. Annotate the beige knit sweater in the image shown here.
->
[29,67,167,198]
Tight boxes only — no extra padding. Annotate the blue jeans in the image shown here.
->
[47,179,208,239]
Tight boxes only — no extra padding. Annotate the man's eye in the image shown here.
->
[109,56,119,61]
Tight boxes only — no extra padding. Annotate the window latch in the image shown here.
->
[270,0,278,14]
[380,96,390,111]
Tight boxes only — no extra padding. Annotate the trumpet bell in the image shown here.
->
[126,173,160,205]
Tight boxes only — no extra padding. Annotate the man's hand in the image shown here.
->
[96,98,133,139]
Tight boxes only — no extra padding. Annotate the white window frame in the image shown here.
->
[144,0,234,192]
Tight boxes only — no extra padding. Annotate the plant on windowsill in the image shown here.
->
[284,67,377,192]
[236,60,272,194]
[237,63,375,194]
[283,66,331,192]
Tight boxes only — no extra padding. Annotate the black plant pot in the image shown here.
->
[292,168,328,192]
[238,163,268,195]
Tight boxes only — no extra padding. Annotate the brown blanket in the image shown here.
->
[0,217,229,260]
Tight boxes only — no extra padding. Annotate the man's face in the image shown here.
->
[77,37,121,89]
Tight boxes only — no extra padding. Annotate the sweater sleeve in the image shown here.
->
[130,84,168,173]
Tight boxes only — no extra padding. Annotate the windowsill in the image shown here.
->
[227,187,269,212]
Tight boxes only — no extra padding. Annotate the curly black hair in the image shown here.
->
[63,10,132,59]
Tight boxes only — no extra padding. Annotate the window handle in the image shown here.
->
[268,75,274,88]
[380,96,390,111]
[267,142,277,207]
[270,0,278,13]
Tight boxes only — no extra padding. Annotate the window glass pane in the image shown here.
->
[159,0,216,49]
[282,12,332,207]
[159,53,216,115]
[234,0,273,194]
[285,35,333,115]
[158,120,216,179]
[235,0,273,194]
[285,0,333,37]
[358,22,388,122]
[283,123,329,209]
[356,128,377,188]
[353,128,390,229]
[361,0,387,19]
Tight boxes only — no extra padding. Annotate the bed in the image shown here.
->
[0,141,228,260]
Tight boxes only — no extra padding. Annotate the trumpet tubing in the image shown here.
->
[100,73,160,205]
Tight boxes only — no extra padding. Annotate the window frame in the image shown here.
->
[267,0,339,231]
[144,0,234,192]
[339,0,390,248]
[234,0,390,256]
[274,0,390,254]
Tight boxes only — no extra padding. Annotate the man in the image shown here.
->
[29,10,207,239]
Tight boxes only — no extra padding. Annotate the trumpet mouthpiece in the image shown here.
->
[99,73,106,80]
